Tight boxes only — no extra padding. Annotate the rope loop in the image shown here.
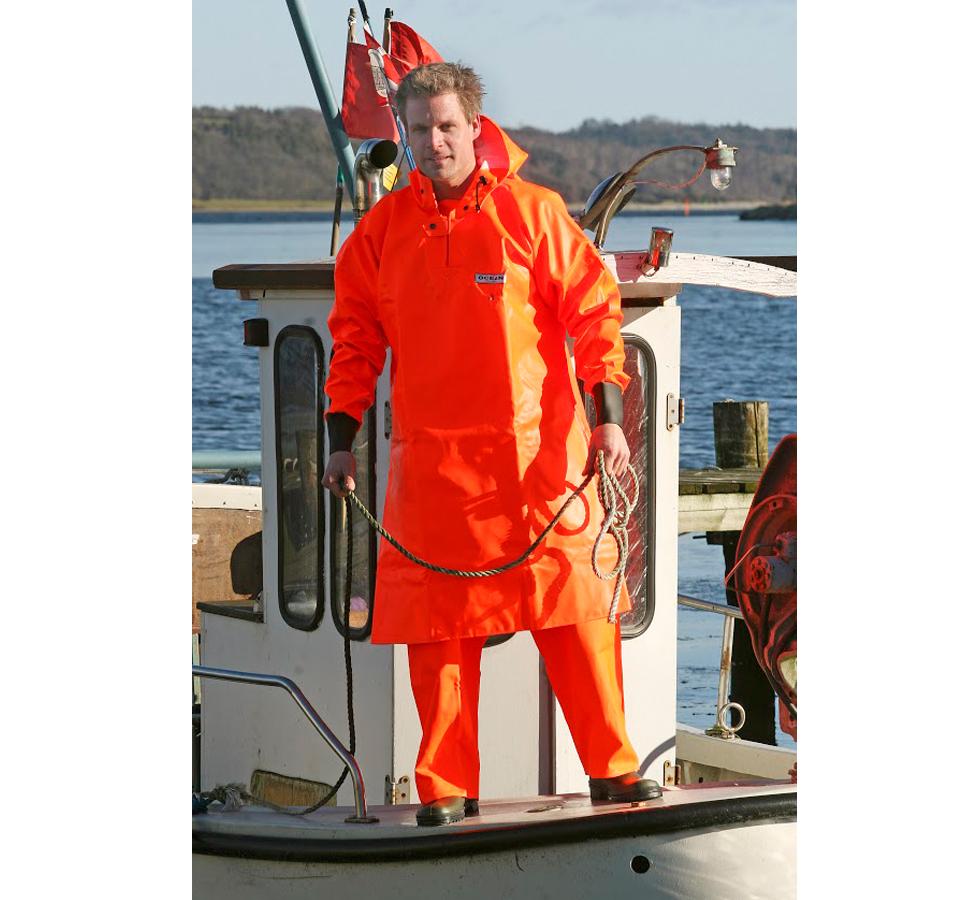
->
[591,452,640,622]
[343,450,637,618]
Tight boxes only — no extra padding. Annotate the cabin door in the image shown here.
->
[553,304,681,793]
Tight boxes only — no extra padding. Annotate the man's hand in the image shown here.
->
[323,451,357,498]
[583,424,630,479]
[582,425,630,478]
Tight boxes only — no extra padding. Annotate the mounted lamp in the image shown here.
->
[579,138,739,249]
[705,138,737,192]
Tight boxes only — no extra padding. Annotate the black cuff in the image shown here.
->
[326,412,359,453]
[592,383,624,427]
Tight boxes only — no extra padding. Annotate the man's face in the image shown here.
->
[404,92,481,192]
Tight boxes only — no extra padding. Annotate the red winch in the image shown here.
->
[731,434,797,741]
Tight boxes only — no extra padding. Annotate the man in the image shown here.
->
[323,62,660,826]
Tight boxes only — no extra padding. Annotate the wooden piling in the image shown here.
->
[713,400,769,469]
[711,400,776,745]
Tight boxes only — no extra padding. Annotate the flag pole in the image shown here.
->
[330,7,359,256]
[383,7,393,52]
[358,0,416,172]
[284,0,357,203]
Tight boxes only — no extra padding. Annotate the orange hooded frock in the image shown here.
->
[326,117,631,644]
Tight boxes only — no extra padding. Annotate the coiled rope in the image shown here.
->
[344,451,639,622]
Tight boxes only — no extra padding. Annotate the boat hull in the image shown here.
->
[193,787,795,899]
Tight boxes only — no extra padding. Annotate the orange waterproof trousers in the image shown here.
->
[407,617,639,804]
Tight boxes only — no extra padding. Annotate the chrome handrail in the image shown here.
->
[677,594,745,739]
[193,665,377,823]
[678,593,744,620]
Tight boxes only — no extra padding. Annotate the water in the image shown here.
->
[193,210,797,749]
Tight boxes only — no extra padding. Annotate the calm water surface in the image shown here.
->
[193,210,797,748]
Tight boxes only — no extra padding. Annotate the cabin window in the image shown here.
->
[581,335,656,638]
[329,404,377,640]
[274,326,325,631]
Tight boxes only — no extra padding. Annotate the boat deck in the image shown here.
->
[193,781,796,861]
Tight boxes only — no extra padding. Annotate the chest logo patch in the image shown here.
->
[474,272,506,285]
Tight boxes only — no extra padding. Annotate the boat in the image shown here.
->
[192,2,798,896]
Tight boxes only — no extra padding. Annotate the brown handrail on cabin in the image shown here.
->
[731,256,796,272]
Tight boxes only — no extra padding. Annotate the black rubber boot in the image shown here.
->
[589,772,662,803]
[416,796,466,826]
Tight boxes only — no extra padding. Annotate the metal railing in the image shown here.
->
[192,450,262,476]
[193,665,377,823]
[677,594,746,739]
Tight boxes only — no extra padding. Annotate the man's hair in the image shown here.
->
[395,62,485,124]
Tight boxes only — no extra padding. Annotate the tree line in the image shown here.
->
[193,106,796,205]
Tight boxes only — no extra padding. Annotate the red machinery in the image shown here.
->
[731,434,797,740]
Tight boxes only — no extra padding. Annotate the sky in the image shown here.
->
[193,0,796,131]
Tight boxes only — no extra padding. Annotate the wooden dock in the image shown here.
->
[677,467,761,534]
[191,459,762,537]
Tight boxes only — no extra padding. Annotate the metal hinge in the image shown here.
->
[666,393,685,430]
[385,774,411,805]
[384,401,392,439]
[663,760,679,787]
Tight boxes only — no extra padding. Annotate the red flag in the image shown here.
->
[389,21,443,69]
[340,23,443,141]
[365,31,406,84]
[340,40,399,140]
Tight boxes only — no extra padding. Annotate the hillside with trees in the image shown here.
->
[193,106,795,206]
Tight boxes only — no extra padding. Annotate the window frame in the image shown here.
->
[619,333,657,639]
[274,325,326,632]
[329,402,378,641]
[581,334,658,639]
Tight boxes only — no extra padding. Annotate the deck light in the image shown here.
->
[706,139,737,192]
[580,139,739,248]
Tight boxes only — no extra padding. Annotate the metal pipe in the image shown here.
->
[383,7,393,51]
[678,593,745,620]
[716,614,736,719]
[192,450,262,472]
[703,612,746,739]
[284,0,357,204]
[679,594,747,738]
[353,139,398,223]
[331,167,344,257]
[590,143,732,248]
[193,665,376,823]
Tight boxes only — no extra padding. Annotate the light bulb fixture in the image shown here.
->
[705,138,737,193]
[583,137,739,248]
[709,166,733,191]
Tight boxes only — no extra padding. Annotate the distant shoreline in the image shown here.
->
[192,198,775,216]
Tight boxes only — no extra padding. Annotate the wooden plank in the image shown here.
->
[605,251,797,298]
[678,491,755,534]
[677,466,760,532]
[732,255,797,272]
[679,467,761,494]
[212,262,336,293]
